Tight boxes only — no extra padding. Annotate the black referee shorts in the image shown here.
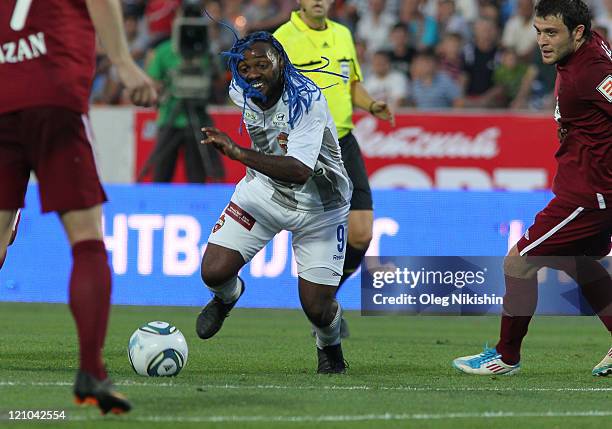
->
[339,132,373,211]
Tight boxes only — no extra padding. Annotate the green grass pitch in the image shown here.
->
[1,302,611,428]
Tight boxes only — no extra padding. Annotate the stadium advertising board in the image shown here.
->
[2,186,608,314]
[134,110,558,189]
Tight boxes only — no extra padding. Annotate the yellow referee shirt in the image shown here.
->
[274,11,362,139]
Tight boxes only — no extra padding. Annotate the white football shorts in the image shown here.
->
[207,179,350,286]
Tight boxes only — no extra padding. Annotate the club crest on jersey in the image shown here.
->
[212,214,226,233]
[596,75,612,103]
[277,132,289,153]
[243,110,259,124]
[273,112,288,127]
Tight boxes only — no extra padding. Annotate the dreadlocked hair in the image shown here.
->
[223,31,322,130]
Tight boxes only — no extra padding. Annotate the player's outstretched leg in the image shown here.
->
[454,249,537,375]
[299,277,347,374]
[593,347,612,377]
[197,244,246,339]
[74,371,131,415]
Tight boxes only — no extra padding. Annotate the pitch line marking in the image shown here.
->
[55,410,612,423]
[1,381,611,392]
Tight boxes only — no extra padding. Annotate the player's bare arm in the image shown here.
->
[351,81,395,127]
[85,0,157,107]
[201,127,312,184]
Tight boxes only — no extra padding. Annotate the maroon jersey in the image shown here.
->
[553,31,612,209]
[0,0,95,114]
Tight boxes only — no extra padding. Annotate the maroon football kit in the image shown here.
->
[517,32,612,257]
[0,0,125,397]
[0,0,106,212]
[498,32,612,366]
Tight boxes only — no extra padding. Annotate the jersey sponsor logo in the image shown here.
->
[0,32,47,64]
[272,112,288,127]
[277,132,288,154]
[243,110,259,124]
[212,214,226,233]
[596,75,612,103]
[332,254,345,261]
[225,202,256,231]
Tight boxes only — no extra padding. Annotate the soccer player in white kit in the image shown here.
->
[196,31,352,373]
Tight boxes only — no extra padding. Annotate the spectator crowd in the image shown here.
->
[92,0,612,111]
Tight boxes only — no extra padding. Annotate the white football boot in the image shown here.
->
[592,347,612,377]
[453,345,521,375]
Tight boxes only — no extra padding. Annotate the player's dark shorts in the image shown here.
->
[517,197,612,258]
[0,107,107,213]
[339,132,373,211]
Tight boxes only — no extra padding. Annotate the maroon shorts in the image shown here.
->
[0,107,107,213]
[517,197,612,257]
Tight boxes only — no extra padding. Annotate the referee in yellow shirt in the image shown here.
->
[274,1,394,296]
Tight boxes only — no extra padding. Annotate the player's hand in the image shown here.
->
[201,127,242,160]
[115,61,158,107]
[370,100,395,127]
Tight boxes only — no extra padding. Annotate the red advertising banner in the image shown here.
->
[135,109,559,190]
[134,110,247,183]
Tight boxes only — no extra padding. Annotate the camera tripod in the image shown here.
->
[138,97,225,182]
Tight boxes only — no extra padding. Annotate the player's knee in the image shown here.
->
[200,244,244,287]
[503,253,536,278]
[503,254,520,276]
[201,265,228,288]
[304,301,335,328]
[200,258,232,287]
[300,282,336,327]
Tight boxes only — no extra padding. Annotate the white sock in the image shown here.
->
[209,276,242,304]
[313,303,342,349]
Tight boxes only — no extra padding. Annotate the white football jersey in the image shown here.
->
[228,80,352,212]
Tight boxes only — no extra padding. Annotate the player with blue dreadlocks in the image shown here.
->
[225,31,321,130]
[196,31,353,374]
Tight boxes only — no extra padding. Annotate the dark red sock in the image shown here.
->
[69,240,111,380]
[495,275,538,365]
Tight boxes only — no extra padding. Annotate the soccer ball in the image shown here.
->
[128,321,188,377]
